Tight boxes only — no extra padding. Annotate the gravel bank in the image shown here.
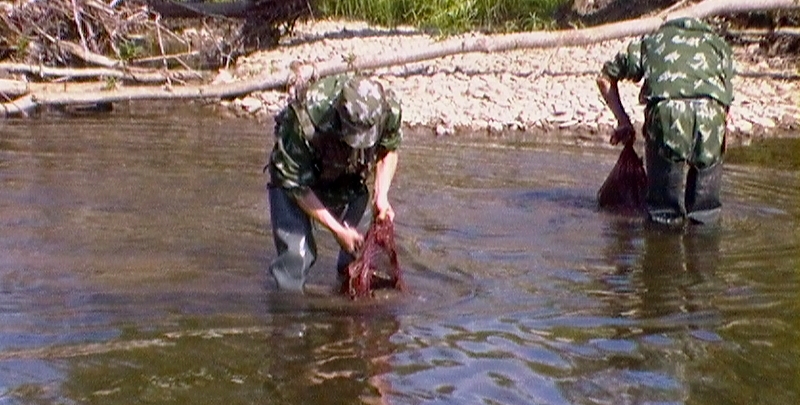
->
[221,19,800,146]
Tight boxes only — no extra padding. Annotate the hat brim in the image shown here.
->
[341,120,380,149]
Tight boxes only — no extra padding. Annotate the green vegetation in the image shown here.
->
[117,39,143,62]
[315,0,569,34]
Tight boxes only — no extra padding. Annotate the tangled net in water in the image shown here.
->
[597,141,647,213]
[341,217,406,299]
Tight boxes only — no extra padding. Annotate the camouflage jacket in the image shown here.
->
[602,17,734,107]
[268,74,403,206]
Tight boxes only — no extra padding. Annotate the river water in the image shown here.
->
[1,102,798,405]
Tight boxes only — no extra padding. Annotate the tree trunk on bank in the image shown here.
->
[146,0,256,19]
[3,0,799,117]
[560,0,679,27]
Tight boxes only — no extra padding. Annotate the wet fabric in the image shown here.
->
[597,142,647,212]
[341,217,405,299]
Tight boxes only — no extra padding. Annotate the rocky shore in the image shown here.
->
[219,19,800,146]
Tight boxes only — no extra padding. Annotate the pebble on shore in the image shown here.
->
[222,19,800,146]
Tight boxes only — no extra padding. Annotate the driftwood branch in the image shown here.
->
[131,51,203,65]
[4,0,800,117]
[0,94,36,118]
[0,63,205,83]
[147,0,255,19]
[729,28,800,37]
[0,79,30,98]
[71,0,89,53]
[55,39,121,68]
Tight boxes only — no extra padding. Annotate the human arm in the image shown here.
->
[597,39,645,146]
[373,90,403,222]
[270,107,364,254]
[596,74,635,146]
[373,149,398,221]
[294,189,364,254]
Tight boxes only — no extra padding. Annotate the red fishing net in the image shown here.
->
[597,142,647,212]
[341,217,405,299]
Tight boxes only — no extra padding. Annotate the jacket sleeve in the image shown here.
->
[720,39,735,105]
[268,107,318,194]
[378,90,403,152]
[601,38,645,83]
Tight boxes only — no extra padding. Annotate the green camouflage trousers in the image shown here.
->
[644,98,727,168]
[643,98,727,226]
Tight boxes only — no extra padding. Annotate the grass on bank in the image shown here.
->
[315,0,569,34]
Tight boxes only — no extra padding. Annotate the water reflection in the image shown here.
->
[2,313,399,405]
[638,226,721,324]
[259,314,400,405]
[543,219,719,404]
[599,221,719,322]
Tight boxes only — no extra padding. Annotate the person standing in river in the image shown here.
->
[265,72,403,293]
[596,17,734,226]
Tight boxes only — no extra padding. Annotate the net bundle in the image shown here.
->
[341,217,405,299]
[597,142,647,212]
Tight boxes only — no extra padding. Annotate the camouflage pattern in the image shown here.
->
[602,17,734,107]
[268,73,402,207]
[645,98,728,168]
[602,17,734,165]
[336,76,387,148]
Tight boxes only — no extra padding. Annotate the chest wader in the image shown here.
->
[267,104,373,292]
[644,99,726,227]
[268,185,369,292]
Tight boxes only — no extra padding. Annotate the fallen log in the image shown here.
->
[0,95,36,117]
[53,39,122,69]
[147,0,255,19]
[3,0,799,117]
[729,27,800,37]
[0,63,205,83]
[0,79,29,98]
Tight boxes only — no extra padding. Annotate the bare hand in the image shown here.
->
[374,199,395,222]
[335,223,364,255]
[610,124,635,146]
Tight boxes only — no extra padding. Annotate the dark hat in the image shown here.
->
[335,76,386,149]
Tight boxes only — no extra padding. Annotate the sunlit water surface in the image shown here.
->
[1,103,798,405]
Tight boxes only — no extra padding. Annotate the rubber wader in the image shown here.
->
[268,184,370,292]
[645,144,723,227]
[685,159,723,225]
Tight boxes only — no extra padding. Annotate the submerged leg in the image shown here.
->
[268,185,317,292]
[645,144,687,227]
[685,160,723,225]
[686,99,726,226]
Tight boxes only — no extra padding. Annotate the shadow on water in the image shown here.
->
[1,103,799,404]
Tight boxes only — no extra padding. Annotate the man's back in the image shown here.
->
[640,17,734,107]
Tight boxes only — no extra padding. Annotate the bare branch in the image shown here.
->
[71,0,89,52]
